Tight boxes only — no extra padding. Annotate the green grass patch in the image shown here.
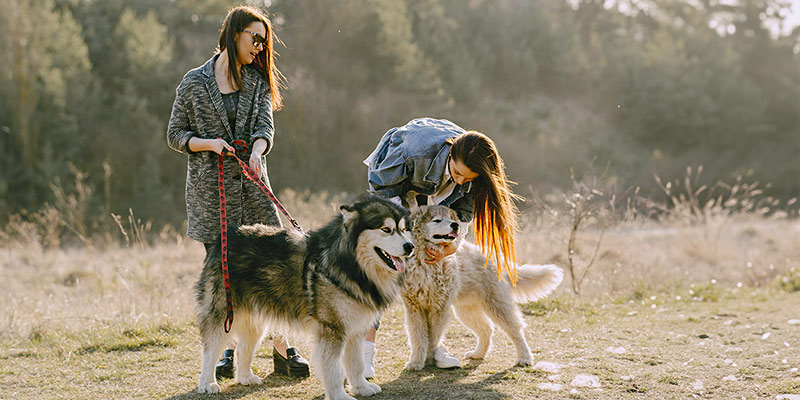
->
[688,282,722,302]
[78,324,178,354]
[777,267,800,292]
[520,297,565,316]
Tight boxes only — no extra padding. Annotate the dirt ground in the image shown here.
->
[2,285,798,399]
[2,210,799,399]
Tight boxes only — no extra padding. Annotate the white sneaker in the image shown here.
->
[434,347,461,369]
[363,341,375,379]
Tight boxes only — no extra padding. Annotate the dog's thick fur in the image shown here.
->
[195,196,413,400]
[401,205,563,370]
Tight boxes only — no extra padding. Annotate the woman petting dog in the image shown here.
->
[362,117,520,377]
[167,6,309,380]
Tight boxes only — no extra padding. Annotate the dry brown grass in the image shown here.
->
[1,187,799,399]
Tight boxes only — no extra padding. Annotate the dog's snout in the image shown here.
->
[450,222,459,231]
[404,242,415,255]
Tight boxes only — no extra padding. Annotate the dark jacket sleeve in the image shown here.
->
[250,87,274,154]
[166,82,197,155]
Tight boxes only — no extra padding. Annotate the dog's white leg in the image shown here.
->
[453,302,492,360]
[403,306,428,370]
[313,332,353,400]
[343,333,381,396]
[198,326,227,393]
[234,315,264,386]
[486,300,532,366]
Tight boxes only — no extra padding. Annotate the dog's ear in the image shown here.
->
[401,214,413,232]
[409,206,425,222]
[340,204,359,226]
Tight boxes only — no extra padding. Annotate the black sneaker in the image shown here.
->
[273,347,310,378]
[215,348,234,380]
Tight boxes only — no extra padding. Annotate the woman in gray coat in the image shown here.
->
[167,6,309,380]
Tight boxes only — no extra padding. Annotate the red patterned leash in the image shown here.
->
[217,139,304,333]
[216,154,235,332]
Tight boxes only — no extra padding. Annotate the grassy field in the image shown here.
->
[2,190,800,399]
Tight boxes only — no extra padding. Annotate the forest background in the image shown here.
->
[0,0,798,239]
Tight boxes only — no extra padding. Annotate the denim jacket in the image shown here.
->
[364,118,474,221]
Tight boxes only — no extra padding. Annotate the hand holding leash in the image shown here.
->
[248,150,264,179]
[210,138,235,156]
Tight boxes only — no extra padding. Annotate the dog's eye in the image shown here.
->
[381,227,392,233]
[432,219,442,223]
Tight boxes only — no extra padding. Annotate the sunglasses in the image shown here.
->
[241,29,267,49]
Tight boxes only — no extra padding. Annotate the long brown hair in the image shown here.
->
[217,6,284,110]
[450,132,522,284]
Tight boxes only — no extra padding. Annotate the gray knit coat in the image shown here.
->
[167,54,281,243]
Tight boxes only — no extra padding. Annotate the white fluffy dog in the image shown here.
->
[401,205,563,370]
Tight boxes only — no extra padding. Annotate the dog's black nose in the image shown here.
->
[404,242,414,255]
[450,222,459,231]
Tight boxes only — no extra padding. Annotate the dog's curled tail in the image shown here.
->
[508,264,563,303]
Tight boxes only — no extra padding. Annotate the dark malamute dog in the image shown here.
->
[195,196,413,400]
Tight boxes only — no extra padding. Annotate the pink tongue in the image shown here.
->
[391,256,406,273]
[447,233,458,239]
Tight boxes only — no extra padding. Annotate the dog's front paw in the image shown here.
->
[328,388,357,400]
[236,372,262,386]
[464,349,486,360]
[352,380,382,396]
[515,355,533,367]
[198,382,220,394]
[404,359,425,371]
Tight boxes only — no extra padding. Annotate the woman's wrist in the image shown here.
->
[187,137,207,152]
[251,138,268,156]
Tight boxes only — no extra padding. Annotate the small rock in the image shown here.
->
[606,346,626,354]
[722,375,738,382]
[762,332,772,340]
[537,382,563,391]
[571,374,601,388]
[788,319,800,325]
[776,395,800,400]
[692,380,704,391]
[620,375,633,381]
[698,334,710,339]
[533,361,561,373]
[789,367,798,372]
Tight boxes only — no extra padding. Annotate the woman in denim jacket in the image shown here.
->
[167,6,309,380]
[361,117,521,376]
